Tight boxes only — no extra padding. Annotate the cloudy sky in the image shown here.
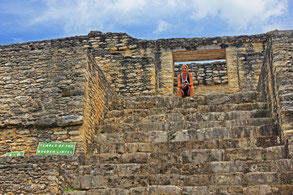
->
[0,0,292,45]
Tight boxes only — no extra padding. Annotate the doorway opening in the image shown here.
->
[173,49,228,94]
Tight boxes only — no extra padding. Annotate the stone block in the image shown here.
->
[64,191,86,195]
[181,162,210,175]
[264,146,286,160]
[210,161,245,173]
[147,131,168,143]
[183,186,217,195]
[182,174,210,186]
[224,148,263,161]
[121,152,149,164]
[105,176,148,188]
[129,187,149,195]
[149,185,182,195]
[181,149,224,164]
[92,175,106,187]
[216,186,244,195]
[124,143,152,153]
[212,173,244,185]
[243,185,279,195]
[246,172,279,185]
[149,174,181,185]
[116,164,148,176]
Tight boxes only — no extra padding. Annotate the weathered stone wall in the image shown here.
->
[1,30,293,194]
[0,42,89,155]
[94,52,156,96]
[258,30,293,158]
[152,37,266,94]
[174,61,228,93]
[0,44,86,127]
[263,31,293,158]
[0,155,83,194]
[81,53,117,154]
[85,32,157,97]
[83,31,267,95]
[0,125,84,156]
[257,33,279,139]
[0,39,118,155]
[0,31,270,156]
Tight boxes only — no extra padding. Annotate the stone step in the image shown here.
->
[65,185,293,195]
[68,172,293,194]
[84,157,292,174]
[71,174,148,190]
[180,146,285,163]
[67,159,292,192]
[185,109,269,122]
[87,152,149,165]
[108,91,261,110]
[148,172,293,186]
[102,109,269,127]
[135,109,268,124]
[224,118,274,127]
[89,136,281,154]
[103,108,168,123]
[97,118,274,134]
[196,102,268,113]
[103,102,268,122]
[95,125,278,144]
[184,185,293,195]
[147,146,285,166]
[169,125,278,142]
[210,159,293,173]
[89,144,285,163]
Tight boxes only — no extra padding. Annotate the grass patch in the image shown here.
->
[65,188,77,192]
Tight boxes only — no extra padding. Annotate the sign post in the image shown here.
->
[4,151,25,157]
[36,142,76,155]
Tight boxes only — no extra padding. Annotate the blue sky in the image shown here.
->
[0,0,292,45]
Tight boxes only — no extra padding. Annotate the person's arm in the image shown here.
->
[177,74,182,88]
[188,73,193,86]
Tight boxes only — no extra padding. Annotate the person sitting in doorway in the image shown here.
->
[177,64,195,98]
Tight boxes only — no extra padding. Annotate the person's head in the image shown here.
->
[181,64,188,73]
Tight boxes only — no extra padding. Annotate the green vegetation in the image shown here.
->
[65,188,77,192]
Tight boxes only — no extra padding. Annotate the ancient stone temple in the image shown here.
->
[0,30,293,194]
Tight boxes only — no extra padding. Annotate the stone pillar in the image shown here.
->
[159,51,174,95]
[225,48,240,92]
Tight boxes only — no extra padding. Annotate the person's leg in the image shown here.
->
[177,88,183,97]
[187,86,195,97]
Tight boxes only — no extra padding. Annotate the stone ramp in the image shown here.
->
[67,92,291,194]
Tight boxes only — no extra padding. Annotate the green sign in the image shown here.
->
[5,151,25,157]
[36,142,76,155]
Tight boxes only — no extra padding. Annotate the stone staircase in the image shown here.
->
[67,91,293,195]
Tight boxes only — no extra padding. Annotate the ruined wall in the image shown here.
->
[0,35,119,156]
[0,155,82,194]
[0,41,89,155]
[0,43,86,127]
[1,29,293,194]
[152,37,266,94]
[81,53,117,154]
[262,31,293,157]
[0,30,279,157]
[84,32,157,96]
[258,30,293,158]
[83,31,267,96]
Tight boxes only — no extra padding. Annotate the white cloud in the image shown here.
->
[189,0,288,29]
[11,0,290,36]
[153,20,171,34]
